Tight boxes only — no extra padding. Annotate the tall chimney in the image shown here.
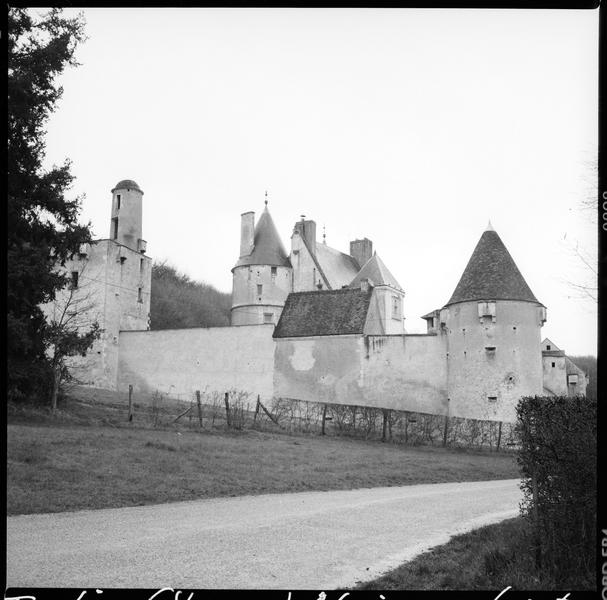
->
[350,238,373,268]
[293,218,317,256]
[240,211,255,257]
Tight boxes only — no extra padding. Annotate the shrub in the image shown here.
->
[516,395,596,587]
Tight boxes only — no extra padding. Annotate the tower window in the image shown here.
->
[137,287,143,303]
[263,312,273,324]
[140,258,144,273]
[70,271,79,289]
[271,266,277,276]
[551,362,556,368]
[487,395,498,403]
[391,295,401,320]
[112,217,119,240]
[257,284,263,296]
[116,194,121,210]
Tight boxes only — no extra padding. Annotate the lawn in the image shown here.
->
[7,399,519,515]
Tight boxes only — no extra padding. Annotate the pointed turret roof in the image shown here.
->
[234,206,291,268]
[445,227,540,306]
[349,253,403,290]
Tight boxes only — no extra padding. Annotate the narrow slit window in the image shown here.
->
[116,194,121,210]
[137,287,143,303]
[257,284,263,297]
[140,258,144,273]
[112,217,119,240]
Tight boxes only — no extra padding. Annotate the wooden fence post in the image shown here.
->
[382,410,388,442]
[196,390,203,427]
[321,404,328,435]
[496,421,503,452]
[254,395,260,424]
[442,415,449,447]
[128,384,133,422]
[224,392,231,428]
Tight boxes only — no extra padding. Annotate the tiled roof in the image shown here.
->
[273,288,372,338]
[235,207,291,268]
[446,228,540,306]
[350,253,402,290]
[314,243,360,289]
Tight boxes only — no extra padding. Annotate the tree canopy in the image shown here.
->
[7,8,92,401]
[151,262,231,330]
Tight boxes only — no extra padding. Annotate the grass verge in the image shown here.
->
[7,398,519,515]
[356,516,595,591]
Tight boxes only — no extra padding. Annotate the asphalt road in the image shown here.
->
[7,478,521,589]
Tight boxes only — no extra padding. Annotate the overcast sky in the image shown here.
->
[42,8,598,355]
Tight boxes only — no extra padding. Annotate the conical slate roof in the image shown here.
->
[234,207,291,268]
[350,253,403,290]
[446,227,539,306]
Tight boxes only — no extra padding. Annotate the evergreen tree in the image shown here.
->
[7,8,91,401]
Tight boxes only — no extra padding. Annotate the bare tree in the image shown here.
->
[45,261,100,411]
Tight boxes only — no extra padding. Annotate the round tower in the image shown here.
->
[231,202,293,326]
[110,179,144,250]
[442,223,546,423]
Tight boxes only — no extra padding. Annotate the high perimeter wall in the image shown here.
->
[273,333,449,415]
[118,324,275,401]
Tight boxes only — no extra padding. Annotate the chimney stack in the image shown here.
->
[293,218,317,256]
[350,238,373,268]
[240,211,255,257]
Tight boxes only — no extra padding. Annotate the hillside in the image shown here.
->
[150,262,231,330]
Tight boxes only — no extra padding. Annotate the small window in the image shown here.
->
[137,288,143,303]
[140,258,144,273]
[257,284,263,296]
[551,362,556,368]
[70,271,79,289]
[271,266,277,276]
[487,396,498,403]
[391,295,401,320]
[263,312,273,324]
[546,345,551,351]
[112,217,119,240]
[116,194,121,210]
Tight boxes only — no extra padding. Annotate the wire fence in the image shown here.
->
[70,385,518,452]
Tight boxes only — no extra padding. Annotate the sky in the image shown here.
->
[41,8,598,355]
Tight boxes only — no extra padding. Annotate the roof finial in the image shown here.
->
[322,224,326,244]
[486,220,494,232]
[264,190,268,207]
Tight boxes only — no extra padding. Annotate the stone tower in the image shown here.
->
[440,223,546,422]
[110,179,145,251]
[47,179,152,390]
[231,203,293,326]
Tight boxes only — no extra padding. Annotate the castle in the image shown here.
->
[53,179,587,423]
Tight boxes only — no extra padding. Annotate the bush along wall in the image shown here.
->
[516,395,596,588]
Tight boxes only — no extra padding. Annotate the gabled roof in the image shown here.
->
[234,207,291,269]
[446,227,540,306]
[273,288,372,338]
[314,243,360,289]
[349,253,403,290]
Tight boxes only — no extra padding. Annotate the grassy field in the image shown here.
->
[7,397,519,515]
[356,516,595,591]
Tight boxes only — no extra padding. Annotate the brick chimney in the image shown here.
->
[293,217,317,256]
[240,211,255,257]
[350,238,373,268]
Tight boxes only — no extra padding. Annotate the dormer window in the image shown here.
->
[546,345,551,351]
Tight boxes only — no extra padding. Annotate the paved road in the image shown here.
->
[7,479,521,589]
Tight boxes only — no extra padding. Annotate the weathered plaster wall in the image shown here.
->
[118,324,275,400]
[444,300,544,422]
[231,265,292,325]
[542,355,568,395]
[291,230,324,291]
[364,286,405,335]
[273,333,448,414]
